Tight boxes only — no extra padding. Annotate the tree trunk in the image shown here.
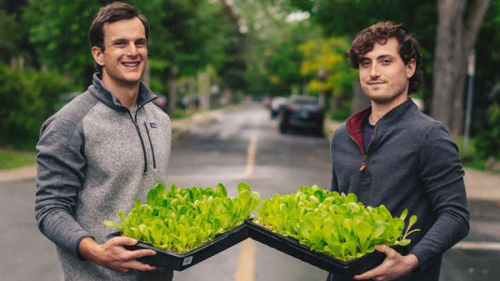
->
[432,0,490,135]
[451,0,491,135]
[197,71,210,111]
[330,95,342,111]
[168,66,179,116]
[432,0,465,133]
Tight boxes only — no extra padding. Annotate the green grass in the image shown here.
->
[0,148,36,170]
[171,109,200,120]
[452,136,486,170]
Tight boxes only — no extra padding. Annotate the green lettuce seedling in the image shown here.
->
[104,182,261,253]
[254,185,420,261]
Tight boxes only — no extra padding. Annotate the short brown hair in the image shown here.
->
[89,2,149,72]
[348,22,422,94]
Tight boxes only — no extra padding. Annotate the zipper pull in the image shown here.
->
[359,155,367,171]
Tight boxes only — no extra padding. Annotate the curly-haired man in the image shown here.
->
[329,22,469,281]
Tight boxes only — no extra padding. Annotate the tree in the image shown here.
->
[288,0,437,114]
[0,0,35,67]
[432,0,491,136]
[235,0,321,97]
[299,37,356,109]
[217,0,249,101]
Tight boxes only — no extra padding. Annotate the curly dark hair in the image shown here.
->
[89,2,149,72]
[348,22,422,94]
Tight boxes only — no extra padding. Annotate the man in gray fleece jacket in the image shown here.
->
[35,2,173,280]
[329,22,469,281]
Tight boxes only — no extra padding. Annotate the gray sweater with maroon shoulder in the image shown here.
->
[330,99,469,281]
[35,73,173,281]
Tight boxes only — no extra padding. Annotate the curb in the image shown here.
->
[0,165,37,183]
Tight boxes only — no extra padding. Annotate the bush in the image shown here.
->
[474,102,500,161]
[327,108,351,122]
[0,64,73,149]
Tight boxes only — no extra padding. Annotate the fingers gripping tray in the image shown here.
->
[245,219,407,278]
[108,223,248,271]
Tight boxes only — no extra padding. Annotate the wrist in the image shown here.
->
[405,253,419,272]
[78,237,100,261]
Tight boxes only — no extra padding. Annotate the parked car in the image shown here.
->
[181,94,200,110]
[279,95,324,135]
[270,96,288,119]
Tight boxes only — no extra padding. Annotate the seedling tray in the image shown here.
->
[245,219,407,278]
[108,223,248,271]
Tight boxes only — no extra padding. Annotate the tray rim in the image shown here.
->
[108,222,247,258]
[245,218,404,266]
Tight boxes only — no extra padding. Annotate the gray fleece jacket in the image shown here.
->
[330,99,469,281]
[35,73,173,281]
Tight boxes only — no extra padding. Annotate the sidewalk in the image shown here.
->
[1,111,499,202]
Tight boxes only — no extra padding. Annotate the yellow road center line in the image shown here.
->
[244,135,257,177]
[235,136,258,281]
[234,239,256,281]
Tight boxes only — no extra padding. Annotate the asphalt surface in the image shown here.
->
[1,104,499,281]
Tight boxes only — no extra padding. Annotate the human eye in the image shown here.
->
[136,39,148,47]
[359,60,370,68]
[114,40,127,47]
[381,57,392,65]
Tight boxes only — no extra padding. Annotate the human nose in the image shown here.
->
[126,43,139,57]
[369,63,380,78]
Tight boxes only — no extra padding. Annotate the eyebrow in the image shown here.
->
[377,55,395,60]
[360,54,395,61]
[110,37,147,43]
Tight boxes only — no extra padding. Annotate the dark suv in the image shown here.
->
[279,95,324,135]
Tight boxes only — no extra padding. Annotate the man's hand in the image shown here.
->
[353,245,419,281]
[78,236,158,273]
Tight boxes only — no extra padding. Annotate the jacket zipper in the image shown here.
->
[349,133,367,171]
[350,123,379,171]
[144,122,157,169]
[127,96,158,175]
[127,111,148,175]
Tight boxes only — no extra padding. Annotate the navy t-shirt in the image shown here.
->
[362,117,375,152]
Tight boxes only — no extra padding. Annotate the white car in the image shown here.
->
[270,97,288,119]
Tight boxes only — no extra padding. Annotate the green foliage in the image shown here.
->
[299,36,356,98]
[25,0,99,81]
[0,64,73,149]
[237,0,321,96]
[289,0,437,112]
[255,185,419,262]
[104,182,261,253]
[475,103,500,161]
[0,1,31,64]
[327,108,351,122]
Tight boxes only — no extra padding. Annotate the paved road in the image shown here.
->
[1,104,499,280]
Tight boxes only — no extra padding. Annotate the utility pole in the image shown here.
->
[463,49,475,152]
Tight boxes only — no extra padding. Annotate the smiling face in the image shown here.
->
[358,38,415,106]
[92,17,148,89]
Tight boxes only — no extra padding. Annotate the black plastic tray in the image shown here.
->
[108,223,248,271]
[245,219,407,278]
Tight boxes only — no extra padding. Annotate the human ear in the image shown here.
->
[406,59,416,78]
[91,46,105,67]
